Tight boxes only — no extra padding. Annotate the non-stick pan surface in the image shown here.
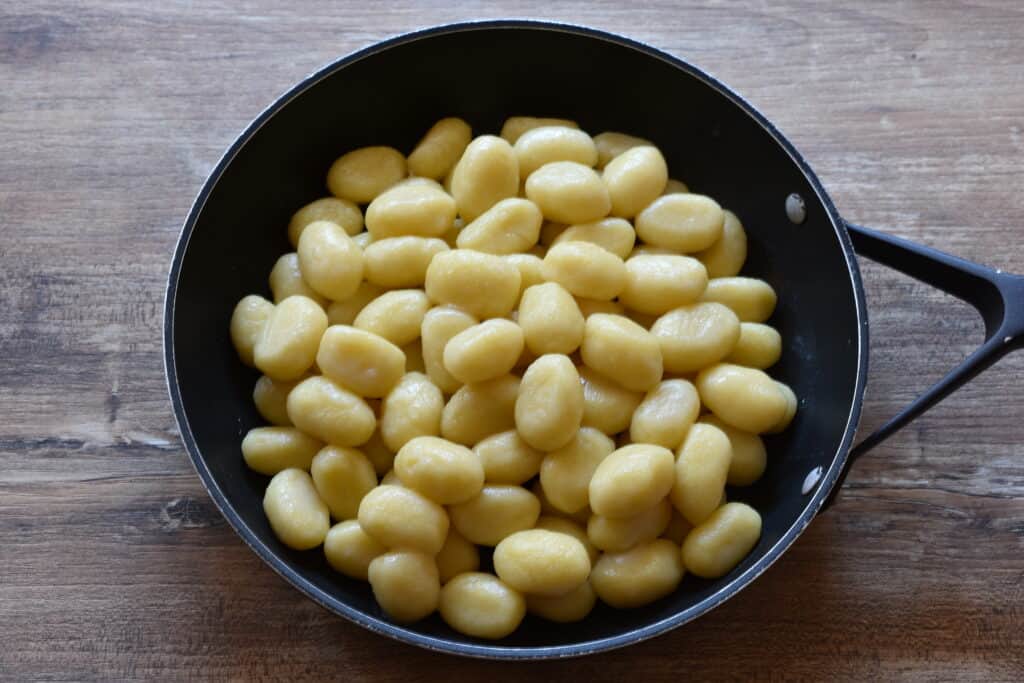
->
[166,20,973,658]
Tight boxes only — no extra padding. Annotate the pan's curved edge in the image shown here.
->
[162,18,870,660]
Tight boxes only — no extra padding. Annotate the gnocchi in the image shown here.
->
[288,196,363,246]
[380,371,443,452]
[368,550,440,622]
[408,117,472,180]
[231,115,798,635]
[253,296,327,381]
[439,573,525,639]
[327,146,406,204]
[311,445,378,521]
[324,520,386,580]
[515,354,584,451]
[602,146,667,218]
[514,126,598,177]
[362,236,449,289]
[296,220,364,301]
[393,436,484,505]
[525,161,611,225]
[442,318,524,384]
[493,529,591,596]
[449,484,541,546]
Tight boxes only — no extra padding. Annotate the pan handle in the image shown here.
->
[823,222,1024,509]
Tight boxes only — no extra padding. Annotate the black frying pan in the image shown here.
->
[163,21,1024,659]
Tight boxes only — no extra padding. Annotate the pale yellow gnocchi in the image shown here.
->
[439,572,525,639]
[231,115,800,635]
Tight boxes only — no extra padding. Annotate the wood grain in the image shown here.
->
[2,1,1022,680]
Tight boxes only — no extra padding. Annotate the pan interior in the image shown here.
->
[168,24,863,654]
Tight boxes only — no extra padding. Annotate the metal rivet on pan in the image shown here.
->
[785,193,806,224]
[802,465,823,495]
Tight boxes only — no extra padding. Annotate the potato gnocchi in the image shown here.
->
[230,115,798,639]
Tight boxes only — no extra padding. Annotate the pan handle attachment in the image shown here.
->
[823,222,1024,509]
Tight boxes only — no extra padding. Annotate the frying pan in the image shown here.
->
[163,20,1024,659]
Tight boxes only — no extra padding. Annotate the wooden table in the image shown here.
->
[3,1,1022,680]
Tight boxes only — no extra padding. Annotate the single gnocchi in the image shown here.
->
[589,444,675,519]
[474,430,545,485]
[700,277,778,323]
[727,322,783,369]
[696,209,747,278]
[580,314,663,392]
[518,282,585,356]
[357,484,449,555]
[242,427,322,476]
[593,131,652,168]
[591,539,684,608]
[269,253,327,307]
[671,423,733,525]
[368,550,440,622]
[494,529,591,596]
[362,236,449,289]
[316,325,405,398]
[286,376,376,446]
[629,379,701,450]
[635,194,724,253]
[450,135,519,221]
[514,126,598,177]
[619,254,708,315]
[380,372,444,452]
[425,249,522,319]
[602,146,667,218]
[394,436,484,505]
[442,318,524,384]
[263,468,330,550]
[297,220,364,301]
[515,354,584,451]
[439,572,526,639]
[681,502,762,579]
[552,217,635,259]
[456,197,543,254]
[435,529,480,583]
[408,117,473,180]
[421,306,478,393]
[441,374,520,446]
[288,196,363,246]
[650,302,740,374]
[230,295,274,367]
[579,366,643,435]
[587,497,672,553]
[353,289,430,347]
[526,580,597,623]
[252,374,300,426]
[327,146,406,203]
[696,363,795,434]
[542,241,627,301]
[539,427,615,514]
[254,296,327,381]
[449,484,541,546]
[311,445,378,521]
[526,161,611,225]
[324,520,386,580]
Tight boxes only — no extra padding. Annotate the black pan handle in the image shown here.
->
[823,222,1024,509]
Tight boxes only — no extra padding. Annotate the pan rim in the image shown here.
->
[162,18,869,660]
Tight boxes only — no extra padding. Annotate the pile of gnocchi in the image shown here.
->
[230,115,797,639]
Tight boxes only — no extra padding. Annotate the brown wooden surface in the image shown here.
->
[2,1,1023,680]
